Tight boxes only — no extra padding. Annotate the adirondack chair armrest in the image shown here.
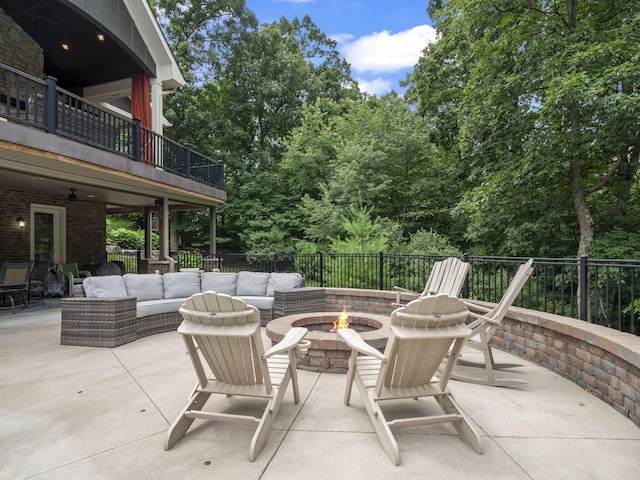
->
[393,286,420,305]
[264,326,308,358]
[337,328,386,360]
[461,299,492,314]
[466,312,500,331]
[393,286,419,295]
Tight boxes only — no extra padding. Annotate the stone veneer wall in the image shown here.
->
[323,287,398,316]
[318,288,640,427]
[0,7,43,77]
[493,307,640,427]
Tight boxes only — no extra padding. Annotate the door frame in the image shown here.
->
[30,204,67,264]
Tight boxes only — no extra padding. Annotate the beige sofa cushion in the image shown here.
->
[200,272,238,296]
[83,275,128,298]
[236,271,270,296]
[123,273,163,301]
[266,273,303,296]
[163,272,201,299]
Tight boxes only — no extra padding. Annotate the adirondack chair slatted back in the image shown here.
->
[422,257,469,297]
[482,259,534,336]
[180,292,268,389]
[378,294,469,394]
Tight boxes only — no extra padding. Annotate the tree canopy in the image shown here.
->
[147,0,639,259]
[406,0,640,257]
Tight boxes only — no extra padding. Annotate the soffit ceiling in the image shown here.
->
[1,0,154,90]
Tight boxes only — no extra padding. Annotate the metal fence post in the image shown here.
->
[379,252,384,290]
[579,255,589,322]
[319,252,324,287]
[463,253,470,299]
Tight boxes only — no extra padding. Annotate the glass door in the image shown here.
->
[30,204,66,263]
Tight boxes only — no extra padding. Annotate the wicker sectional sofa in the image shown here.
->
[60,271,324,347]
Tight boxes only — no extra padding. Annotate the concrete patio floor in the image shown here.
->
[1,305,639,480]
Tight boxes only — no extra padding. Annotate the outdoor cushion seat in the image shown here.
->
[137,298,186,318]
[234,295,274,311]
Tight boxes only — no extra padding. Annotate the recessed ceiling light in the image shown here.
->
[61,43,70,50]
[97,33,105,42]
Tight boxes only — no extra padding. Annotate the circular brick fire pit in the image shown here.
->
[266,312,390,373]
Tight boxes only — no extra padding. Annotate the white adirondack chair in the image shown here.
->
[393,257,469,307]
[165,292,308,461]
[338,293,483,465]
[453,258,535,387]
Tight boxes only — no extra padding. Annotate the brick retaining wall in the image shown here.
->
[494,307,640,427]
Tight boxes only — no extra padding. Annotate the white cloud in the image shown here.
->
[329,33,355,44]
[357,77,393,96]
[340,25,436,74]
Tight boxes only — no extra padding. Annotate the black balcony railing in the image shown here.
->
[104,250,640,335]
[0,63,224,189]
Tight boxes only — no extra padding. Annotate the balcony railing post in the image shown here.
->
[579,255,589,322]
[132,119,142,162]
[44,76,58,134]
[185,143,192,178]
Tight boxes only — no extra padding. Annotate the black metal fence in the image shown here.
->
[0,63,224,189]
[105,250,639,335]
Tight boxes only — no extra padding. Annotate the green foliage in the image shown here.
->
[245,224,297,255]
[404,229,462,256]
[407,0,640,258]
[107,228,158,250]
[590,228,640,260]
[329,205,388,254]
[291,95,465,253]
[106,214,142,231]
[154,0,639,260]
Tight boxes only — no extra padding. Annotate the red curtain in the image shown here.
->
[131,72,151,128]
[131,73,153,164]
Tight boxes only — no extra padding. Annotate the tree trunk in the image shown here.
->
[569,96,592,321]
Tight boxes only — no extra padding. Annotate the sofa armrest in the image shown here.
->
[273,287,325,319]
[61,297,137,347]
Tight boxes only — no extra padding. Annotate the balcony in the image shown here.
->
[0,63,225,211]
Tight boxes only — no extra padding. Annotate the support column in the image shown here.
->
[209,207,217,257]
[144,207,153,260]
[150,77,163,135]
[158,197,169,261]
[203,207,220,272]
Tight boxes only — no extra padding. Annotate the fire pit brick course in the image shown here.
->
[266,311,390,373]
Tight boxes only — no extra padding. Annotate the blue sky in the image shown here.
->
[244,0,436,96]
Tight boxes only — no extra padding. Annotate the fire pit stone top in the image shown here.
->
[266,311,390,351]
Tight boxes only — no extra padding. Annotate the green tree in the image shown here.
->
[155,4,360,251]
[407,0,640,258]
[286,95,464,249]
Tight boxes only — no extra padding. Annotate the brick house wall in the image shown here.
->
[0,187,106,266]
